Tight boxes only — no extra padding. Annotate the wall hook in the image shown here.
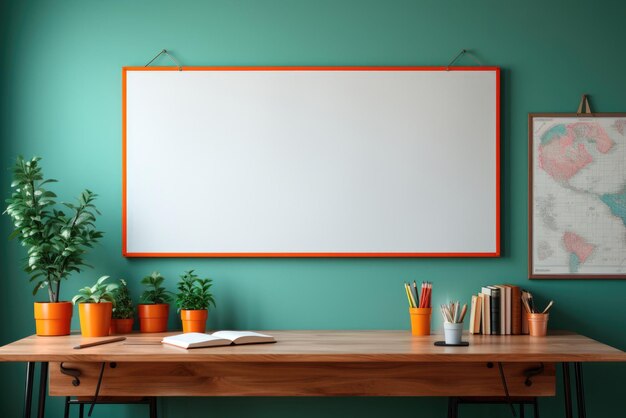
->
[145,49,183,71]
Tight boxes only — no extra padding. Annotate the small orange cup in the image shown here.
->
[409,307,431,336]
[527,313,549,337]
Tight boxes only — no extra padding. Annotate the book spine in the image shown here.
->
[490,289,500,335]
[500,286,506,335]
[482,294,490,335]
[505,286,511,335]
[510,286,522,335]
[476,295,483,334]
[469,295,477,334]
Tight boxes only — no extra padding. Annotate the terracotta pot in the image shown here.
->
[180,309,208,333]
[33,302,73,336]
[138,304,169,333]
[110,318,134,335]
[78,302,113,337]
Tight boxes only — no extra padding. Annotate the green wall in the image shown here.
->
[1,1,625,417]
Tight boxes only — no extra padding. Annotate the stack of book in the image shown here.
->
[468,285,527,335]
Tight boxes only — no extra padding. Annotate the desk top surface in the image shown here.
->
[0,330,624,363]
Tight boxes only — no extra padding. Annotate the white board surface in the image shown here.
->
[123,67,499,256]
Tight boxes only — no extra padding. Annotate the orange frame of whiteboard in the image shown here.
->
[122,66,501,258]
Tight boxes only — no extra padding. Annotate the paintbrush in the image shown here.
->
[521,291,532,313]
[528,292,536,313]
[542,300,554,314]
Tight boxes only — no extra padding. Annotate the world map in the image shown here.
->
[532,116,626,276]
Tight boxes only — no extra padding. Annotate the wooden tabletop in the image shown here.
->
[0,330,624,363]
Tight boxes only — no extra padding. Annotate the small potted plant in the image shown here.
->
[4,156,103,336]
[176,270,216,333]
[110,279,134,334]
[72,276,118,337]
[138,272,172,333]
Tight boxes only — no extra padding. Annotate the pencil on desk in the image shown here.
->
[74,336,126,350]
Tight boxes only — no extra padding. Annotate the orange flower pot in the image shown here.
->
[409,307,432,336]
[138,304,169,333]
[181,309,208,333]
[78,302,113,337]
[110,318,134,335]
[33,302,73,336]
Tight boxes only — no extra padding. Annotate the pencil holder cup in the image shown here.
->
[443,322,463,345]
[409,308,431,336]
[527,313,549,337]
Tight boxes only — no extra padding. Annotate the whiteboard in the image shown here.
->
[123,67,500,257]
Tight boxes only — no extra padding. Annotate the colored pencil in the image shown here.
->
[74,336,126,350]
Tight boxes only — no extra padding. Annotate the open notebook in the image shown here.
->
[162,331,276,349]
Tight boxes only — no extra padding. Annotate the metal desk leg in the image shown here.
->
[37,362,48,418]
[149,397,158,418]
[562,362,573,418]
[574,363,586,418]
[447,397,458,418]
[24,362,35,418]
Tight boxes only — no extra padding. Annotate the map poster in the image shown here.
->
[529,114,626,279]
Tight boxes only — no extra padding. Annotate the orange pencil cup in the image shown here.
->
[527,313,549,337]
[409,307,431,336]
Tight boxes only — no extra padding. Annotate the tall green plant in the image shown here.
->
[176,270,216,311]
[4,156,103,302]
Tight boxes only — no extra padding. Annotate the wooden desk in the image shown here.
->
[1,330,624,418]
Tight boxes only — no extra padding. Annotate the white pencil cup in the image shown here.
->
[443,322,463,345]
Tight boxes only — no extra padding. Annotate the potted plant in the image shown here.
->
[138,272,172,333]
[72,276,118,337]
[110,279,134,334]
[4,156,103,336]
[176,270,216,333]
